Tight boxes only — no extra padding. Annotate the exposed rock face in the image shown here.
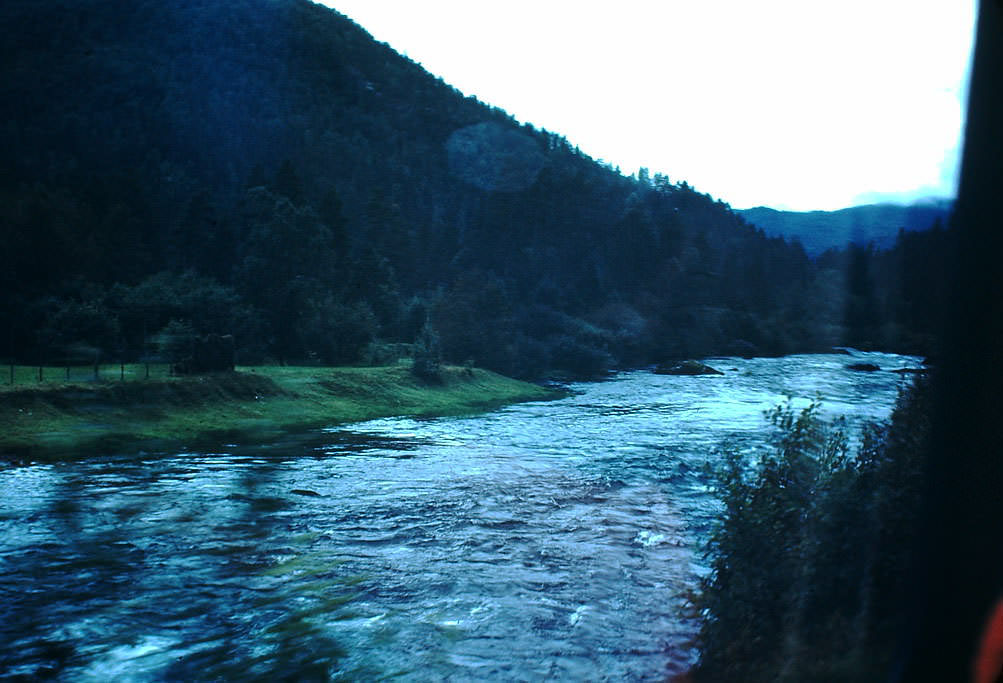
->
[847,362,881,372]
[655,360,725,376]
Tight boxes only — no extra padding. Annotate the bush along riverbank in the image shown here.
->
[695,377,930,681]
[0,364,563,461]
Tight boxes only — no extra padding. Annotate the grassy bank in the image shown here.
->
[0,364,563,460]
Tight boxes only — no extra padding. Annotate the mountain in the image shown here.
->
[0,0,945,376]
[738,200,953,255]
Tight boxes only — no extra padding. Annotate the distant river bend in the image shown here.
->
[0,352,917,680]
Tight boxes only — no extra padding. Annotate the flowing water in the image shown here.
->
[0,352,920,680]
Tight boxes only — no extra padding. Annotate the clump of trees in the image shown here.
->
[696,379,930,681]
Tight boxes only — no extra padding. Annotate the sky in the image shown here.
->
[319,1,977,211]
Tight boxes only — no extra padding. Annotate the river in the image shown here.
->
[0,352,919,680]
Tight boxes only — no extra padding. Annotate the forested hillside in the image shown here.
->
[738,200,953,255]
[0,0,946,377]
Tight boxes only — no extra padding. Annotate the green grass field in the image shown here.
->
[0,363,563,460]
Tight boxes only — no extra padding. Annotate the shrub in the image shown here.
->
[548,334,613,379]
[696,380,929,681]
[39,296,121,361]
[155,319,197,366]
[410,323,442,382]
[299,300,378,366]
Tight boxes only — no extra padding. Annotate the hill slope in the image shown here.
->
[0,0,934,375]
[738,200,953,255]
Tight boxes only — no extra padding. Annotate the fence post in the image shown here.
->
[38,366,43,383]
[9,364,13,386]
[145,363,150,380]
[65,365,70,381]
[120,363,124,381]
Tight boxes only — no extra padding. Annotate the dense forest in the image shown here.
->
[0,0,950,378]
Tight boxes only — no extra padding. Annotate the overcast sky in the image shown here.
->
[319,1,976,211]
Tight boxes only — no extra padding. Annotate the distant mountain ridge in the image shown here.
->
[738,200,953,255]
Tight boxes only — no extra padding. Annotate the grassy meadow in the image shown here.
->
[0,363,563,460]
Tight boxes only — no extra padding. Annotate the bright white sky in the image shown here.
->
[319,1,976,211]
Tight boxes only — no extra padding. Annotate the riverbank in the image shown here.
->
[0,364,563,460]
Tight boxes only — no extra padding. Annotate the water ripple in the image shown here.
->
[0,352,913,680]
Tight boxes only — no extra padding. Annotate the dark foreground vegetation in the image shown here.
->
[697,378,930,681]
[699,5,1003,678]
[0,0,949,379]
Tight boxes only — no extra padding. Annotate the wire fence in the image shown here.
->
[1,362,177,388]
